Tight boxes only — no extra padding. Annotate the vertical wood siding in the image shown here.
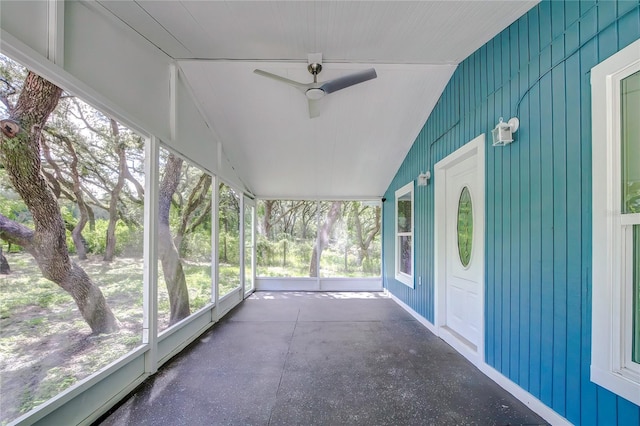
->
[382,1,640,424]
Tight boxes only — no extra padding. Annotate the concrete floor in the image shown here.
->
[98,292,548,426]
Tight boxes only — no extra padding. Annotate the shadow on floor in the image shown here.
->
[97,291,549,426]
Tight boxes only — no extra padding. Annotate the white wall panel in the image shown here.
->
[219,151,247,193]
[0,1,242,189]
[0,1,49,58]
[174,69,220,175]
[63,1,171,142]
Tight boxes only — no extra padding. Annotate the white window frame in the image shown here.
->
[591,38,640,406]
[395,182,414,288]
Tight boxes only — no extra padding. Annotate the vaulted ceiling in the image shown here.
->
[96,1,538,199]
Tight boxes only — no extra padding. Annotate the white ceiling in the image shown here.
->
[97,0,538,199]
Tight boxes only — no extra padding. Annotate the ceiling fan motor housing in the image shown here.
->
[305,88,325,100]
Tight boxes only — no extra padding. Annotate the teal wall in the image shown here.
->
[382,1,640,424]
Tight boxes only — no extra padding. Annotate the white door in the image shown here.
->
[434,134,484,362]
[444,156,481,347]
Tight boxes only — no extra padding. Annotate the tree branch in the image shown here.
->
[0,213,34,252]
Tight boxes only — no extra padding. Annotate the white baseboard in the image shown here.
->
[387,291,437,334]
[478,363,572,426]
[388,294,572,426]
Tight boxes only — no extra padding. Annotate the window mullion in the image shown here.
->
[621,213,640,226]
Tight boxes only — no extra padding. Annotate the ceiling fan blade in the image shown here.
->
[319,68,377,94]
[253,69,308,91]
[308,98,320,118]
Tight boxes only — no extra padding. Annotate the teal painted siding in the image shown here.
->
[382,1,640,424]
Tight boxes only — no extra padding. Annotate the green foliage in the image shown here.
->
[219,264,241,296]
[183,264,212,312]
[59,204,75,226]
[180,229,212,261]
[69,219,143,257]
[256,234,274,265]
[0,193,30,224]
[626,181,640,213]
[218,231,240,263]
[255,200,382,277]
[362,256,381,275]
[293,241,313,265]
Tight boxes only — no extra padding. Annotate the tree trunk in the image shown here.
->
[352,205,381,267]
[175,172,212,255]
[0,71,119,334]
[40,133,90,259]
[282,239,287,267]
[309,201,342,277]
[65,137,89,260]
[222,233,228,263]
[0,245,9,274]
[104,119,125,261]
[87,204,95,231]
[263,200,274,237]
[158,154,190,325]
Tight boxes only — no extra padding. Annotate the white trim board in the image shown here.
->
[255,277,383,292]
[388,294,571,426]
[386,291,436,334]
[590,37,640,405]
[433,134,486,367]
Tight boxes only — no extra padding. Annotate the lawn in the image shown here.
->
[0,252,234,425]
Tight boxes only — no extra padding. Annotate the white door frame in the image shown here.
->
[434,133,485,366]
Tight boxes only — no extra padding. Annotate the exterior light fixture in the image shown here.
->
[491,117,519,146]
[417,171,431,186]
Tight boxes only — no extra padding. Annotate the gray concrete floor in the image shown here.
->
[98,292,548,426]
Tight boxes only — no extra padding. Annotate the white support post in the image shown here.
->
[315,200,320,288]
[143,136,159,374]
[169,63,177,142]
[249,200,256,296]
[239,196,246,297]
[47,0,64,66]
[212,176,220,320]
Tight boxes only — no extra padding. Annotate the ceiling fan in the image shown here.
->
[254,53,377,118]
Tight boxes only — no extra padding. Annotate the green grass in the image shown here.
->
[0,252,222,424]
[219,263,241,297]
[0,245,378,424]
[19,368,77,414]
[256,247,381,278]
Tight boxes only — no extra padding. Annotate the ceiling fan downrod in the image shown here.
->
[307,62,322,83]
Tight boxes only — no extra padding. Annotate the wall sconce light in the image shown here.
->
[417,170,431,186]
[491,117,519,146]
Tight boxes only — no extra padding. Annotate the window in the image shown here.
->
[591,38,640,406]
[457,186,473,268]
[395,182,414,287]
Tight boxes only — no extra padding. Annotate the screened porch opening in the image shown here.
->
[0,53,382,424]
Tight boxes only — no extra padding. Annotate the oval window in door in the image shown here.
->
[457,186,473,267]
